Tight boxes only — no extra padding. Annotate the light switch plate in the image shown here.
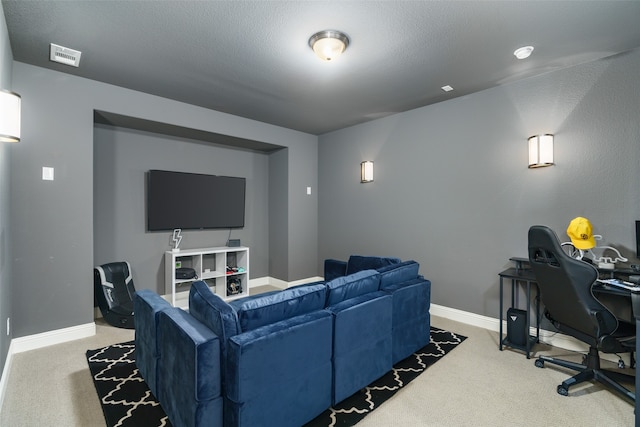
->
[42,167,54,181]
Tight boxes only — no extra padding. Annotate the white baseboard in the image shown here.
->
[0,339,14,416]
[11,322,96,354]
[0,322,96,416]
[430,303,627,364]
[2,300,624,360]
[0,291,629,418]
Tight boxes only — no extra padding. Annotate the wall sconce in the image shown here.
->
[361,161,374,183]
[0,89,21,143]
[528,134,554,168]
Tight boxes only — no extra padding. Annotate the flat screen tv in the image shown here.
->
[147,169,246,231]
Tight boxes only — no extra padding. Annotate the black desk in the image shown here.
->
[500,260,638,422]
[498,266,540,358]
[592,281,640,426]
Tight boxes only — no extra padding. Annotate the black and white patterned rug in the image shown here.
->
[86,327,466,427]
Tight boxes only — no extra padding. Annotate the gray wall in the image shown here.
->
[318,48,640,319]
[269,148,289,279]
[93,124,271,293]
[11,62,318,338]
[0,0,12,374]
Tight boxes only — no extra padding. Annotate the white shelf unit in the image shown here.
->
[165,246,249,307]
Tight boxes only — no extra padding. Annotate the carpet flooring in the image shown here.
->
[86,327,466,427]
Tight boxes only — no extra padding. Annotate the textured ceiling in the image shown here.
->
[4,1,640,135]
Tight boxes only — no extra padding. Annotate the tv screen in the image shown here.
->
[147,170,246,231]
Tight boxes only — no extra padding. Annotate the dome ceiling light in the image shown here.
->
[309,30,350,61]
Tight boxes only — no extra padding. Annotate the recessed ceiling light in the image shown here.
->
[441,85,454,92]
[514,46,534,60]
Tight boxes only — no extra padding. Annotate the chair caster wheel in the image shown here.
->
[535,359,544,368]
[557,385,569,396]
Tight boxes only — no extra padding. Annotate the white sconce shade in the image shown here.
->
[528,134,554,168]
[0,90,21,143]
[309,30,350,61]
[361,161,374,183]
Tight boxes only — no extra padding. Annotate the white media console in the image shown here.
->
[165,246,249,307]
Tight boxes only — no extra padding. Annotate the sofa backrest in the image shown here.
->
[326,269,381,306]
[229,283,327,332]
[377,260,420,290]
[188,281,240,355]
[346,255,401,275]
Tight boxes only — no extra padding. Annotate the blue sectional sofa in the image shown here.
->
[134,256,431,427]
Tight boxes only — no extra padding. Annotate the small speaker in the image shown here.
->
[228,239,241,247]
[506,308,528,347]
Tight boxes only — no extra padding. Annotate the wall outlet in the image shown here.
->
[6,318,9,336]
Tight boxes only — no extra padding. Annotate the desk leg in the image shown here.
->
[499,276,504,351]
[535,286,540,343]
[525,280,531,359]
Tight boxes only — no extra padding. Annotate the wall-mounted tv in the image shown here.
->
[147,169,246,231]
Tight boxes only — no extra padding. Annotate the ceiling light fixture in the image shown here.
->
[309,30,349,61]
[514,46,534,60]
[441,85,454,92]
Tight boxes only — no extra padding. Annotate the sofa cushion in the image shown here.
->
[378,260,420,290]
[326,270,380,306]
[286,280,325,291]
[188,281,240,352]
[324,259,348,282]
[229,283,327,332]
[346,255,401,275]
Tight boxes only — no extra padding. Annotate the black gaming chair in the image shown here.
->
[527,225,635,402]
[94,261,137,329]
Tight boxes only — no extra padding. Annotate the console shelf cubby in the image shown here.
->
[165,246,249,307]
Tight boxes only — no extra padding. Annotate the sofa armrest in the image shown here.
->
[324,259,347,282]
[157,308,223,427]
[328,291,393,404]
[225,310,333,427]
[383,278,431,364]
[133,289,171,397]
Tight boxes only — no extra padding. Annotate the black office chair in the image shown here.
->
[527,225,635,402]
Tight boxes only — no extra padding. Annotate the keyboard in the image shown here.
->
[597,278,640,292]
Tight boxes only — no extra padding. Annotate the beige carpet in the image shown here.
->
[0,313,634,426]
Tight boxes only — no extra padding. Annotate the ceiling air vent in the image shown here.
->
[49,43,82,67]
